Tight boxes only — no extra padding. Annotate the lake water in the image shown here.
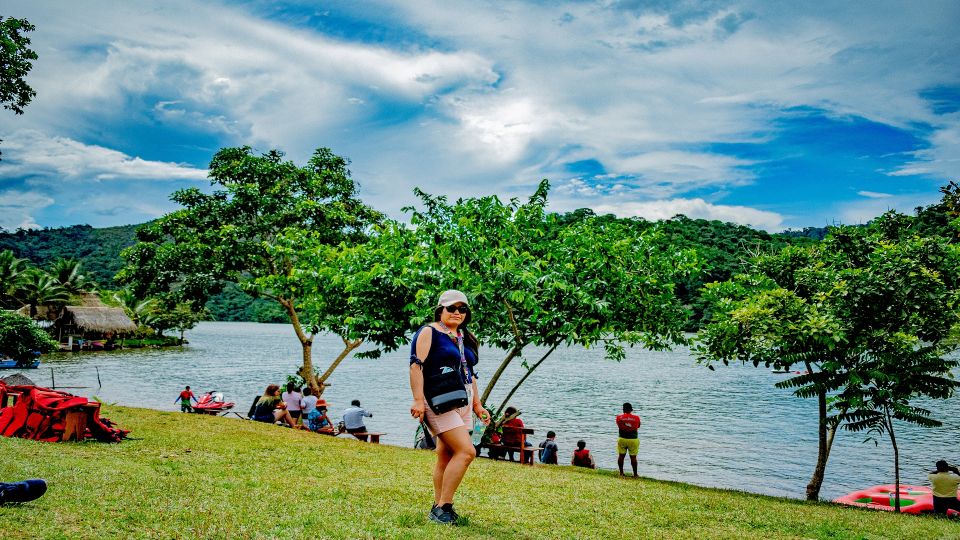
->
[27,321,960,500]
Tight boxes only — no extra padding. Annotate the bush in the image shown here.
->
[0,310,57,364]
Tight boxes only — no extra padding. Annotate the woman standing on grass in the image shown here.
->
[409,290,490,526]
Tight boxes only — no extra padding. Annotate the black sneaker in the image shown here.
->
[428,505,456,525]
[0,479,47,505]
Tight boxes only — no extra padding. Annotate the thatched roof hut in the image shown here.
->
[14,304,59,321]
[61,306,137,334]
[78,293,107,307]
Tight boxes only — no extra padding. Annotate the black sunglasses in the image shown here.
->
[443,305,469,314]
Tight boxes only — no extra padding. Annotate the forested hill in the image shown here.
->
[0,217,822,326]
[0,224,140,287]
[0,222,286,323]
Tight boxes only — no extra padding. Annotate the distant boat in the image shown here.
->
[0,356,40,369]
[770,367,811,375]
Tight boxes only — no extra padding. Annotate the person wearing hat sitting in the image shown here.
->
[301,386,333,432]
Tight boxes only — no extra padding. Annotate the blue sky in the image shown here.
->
[1,0,959,232]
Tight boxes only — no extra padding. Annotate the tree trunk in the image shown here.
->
[480,345,523,404]
[300,341,315,390]
[279,297,316,393]
[805,385,830,501]
[314,337,364,397]
[495,342,560,417]
[888,412,901,512]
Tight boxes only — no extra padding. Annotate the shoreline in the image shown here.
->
[3,405,956,539]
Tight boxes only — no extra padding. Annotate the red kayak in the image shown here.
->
[192,391,235,415]
[833,484,958,515]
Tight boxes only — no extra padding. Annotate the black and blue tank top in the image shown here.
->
[409,326,479,383]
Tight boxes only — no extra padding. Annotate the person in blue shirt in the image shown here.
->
[342,399,372,437]
[539,431,559,464]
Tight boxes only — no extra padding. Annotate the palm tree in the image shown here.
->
[112,288,157,327]
[48,258,97,295]
[17,269,71,317]
[0,250,28,308]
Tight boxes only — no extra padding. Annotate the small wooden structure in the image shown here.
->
[344,431,386,444]
[58,306,137,338]
[14,294,137,348]
[54,295,136,347]
[480,427,536,465]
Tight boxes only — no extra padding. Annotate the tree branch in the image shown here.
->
[503,298,522,348]
[495,341,560,417]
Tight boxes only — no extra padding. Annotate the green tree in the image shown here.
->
[259,221,425,394]
[0,16,38,157]
[147,302,208,343]
[48,258,97,295]
[836,344,959,511]
[826,219,960,511]
[110,288,158,328]
[16,268,69,317]
[695,217,960,500]
[406,181,698,410]
[118,147,382,386]
[0,310,56,365]
[0,249,28,307]
[556,211,812,330]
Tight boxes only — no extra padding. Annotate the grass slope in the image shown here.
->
[1,407,958,539]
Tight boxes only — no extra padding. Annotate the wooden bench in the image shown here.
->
[344,432,385,444]
[479,427,535,465]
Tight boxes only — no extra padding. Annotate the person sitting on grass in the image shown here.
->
[305,397,333,433]
[929,460,960,516]
[572,440,596,469]
[281,382,303,424]
[539,431,559,464]
[300,386,318,429]
[174,385,198,412]
[251,384,296,428]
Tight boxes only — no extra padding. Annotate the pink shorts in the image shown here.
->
[424,385,472,436]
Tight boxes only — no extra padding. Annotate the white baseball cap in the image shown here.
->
[437,290,469,307]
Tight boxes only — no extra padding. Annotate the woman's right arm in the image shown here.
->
[409,327,433,420]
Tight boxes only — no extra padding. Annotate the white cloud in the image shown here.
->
[8,0,499,160]
[590,198,784,231]
[605,151,756,197]
[835,192,942,225]
[0,130,208,182]
[2,0,958,228]
[0,190,54,230]
[887,120,960,179]
[857,190,893,198]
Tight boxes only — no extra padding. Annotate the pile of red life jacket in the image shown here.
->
[0,382,129,443]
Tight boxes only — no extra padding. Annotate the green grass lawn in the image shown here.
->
[2,406,958,539]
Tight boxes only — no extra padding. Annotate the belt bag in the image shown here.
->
[425,370,469,414]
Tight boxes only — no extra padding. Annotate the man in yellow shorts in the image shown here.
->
[616,402,641,477]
